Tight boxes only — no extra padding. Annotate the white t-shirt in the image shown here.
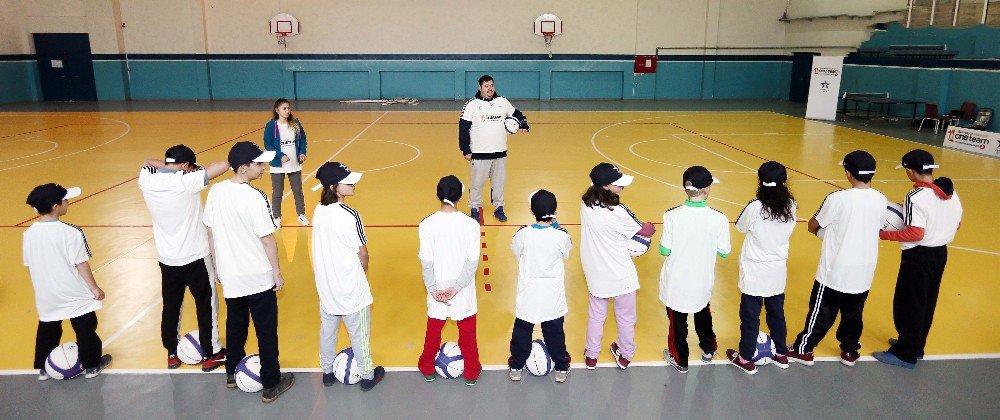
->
[138,167,211,266]
[813,188,888,293]
[580,203,643,298]
[658,202,731,313]
[735,199,797,297]
[22,221,102,322]
[311,202,373,316]
[270,121,301,174]
[511,224,573,324]
[418,211,481,320]
[900,187,962,250]
[460,96,517,154]
[203,179,279,298]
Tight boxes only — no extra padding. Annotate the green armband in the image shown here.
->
[717,251,729,258]
[659,244,671,256]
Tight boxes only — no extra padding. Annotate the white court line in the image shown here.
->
[311,139,422,174]
[0,140,59,163]
[628,139,756,174]
[0,114,131,172]
[671,133,757,172]
[949,246,1000,256]
[283,112,389,197]
[590,115,744,208]
[4,354,1000,375]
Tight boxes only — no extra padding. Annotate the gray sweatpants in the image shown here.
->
[319,306,374,379]
[469,157,506,209]
[270,171,305,219]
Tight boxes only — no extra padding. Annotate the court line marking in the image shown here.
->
[281,112,388,199]
[628,139,756,174]
[0,139,59,163]
[0,116,131,173]
[3,353,999,375]
[0,123,72,139]
[671,134,757,172]
[309,138,421,173]
[948,246,1000,256]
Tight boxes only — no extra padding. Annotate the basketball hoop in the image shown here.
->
[533,14,562,58]
[269,13,300,49]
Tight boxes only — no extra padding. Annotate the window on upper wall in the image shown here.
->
[933,0,957,26]
[956,0,987,27]
[988,0,1000,26]
[909,0,934,28]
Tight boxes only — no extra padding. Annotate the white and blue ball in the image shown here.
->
[434,341,465,379]
[751,331,777,366]
[882,202,906,231]
[235,354,263,393]
[176,330,205,365]
[45,342,84,380]
[628,234,651,257]
[333,347,362,385]
[503,116,522,134]
[526,340,553,376]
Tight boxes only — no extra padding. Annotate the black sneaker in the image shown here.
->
[663,349,688,374]
[470,208,482,224]
[84,354,113,379]
[359,366,385,391]
[261,372,295,403]
[494,206,508,222]
[888,338,923,359]
[226,374,237,389]
[322,372,336,387]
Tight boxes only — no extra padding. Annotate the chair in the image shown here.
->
[967,108,993,130]
[947,102,976,126]
[917,103,949,133]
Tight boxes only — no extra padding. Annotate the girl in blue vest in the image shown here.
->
[263,98,308,226]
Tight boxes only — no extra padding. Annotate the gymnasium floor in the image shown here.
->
[1,100,998,416]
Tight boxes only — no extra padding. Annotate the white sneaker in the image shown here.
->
[553,369,568,383]
[509,368,522,381]
[297,214,309,226]
[273,217,282,228]
[38,369,50,381]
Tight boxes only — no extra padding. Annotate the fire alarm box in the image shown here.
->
[634,55,657,73]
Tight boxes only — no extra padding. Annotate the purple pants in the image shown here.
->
[584,292,637,360]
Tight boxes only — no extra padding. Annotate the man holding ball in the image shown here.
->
[459,75,529,224]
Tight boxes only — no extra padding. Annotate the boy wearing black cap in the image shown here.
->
[789,150,887,367]
[203,141,294,402]
[874,149,962,369]
[580,163,655,370]
[726,162,797,375]
[416,175,482,386]
[138,144,230,370]
[508,190,573,383]
[24,184,113,380]
[311,162,385,390]
[659,166,730,374]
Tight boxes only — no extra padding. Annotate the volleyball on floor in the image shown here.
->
[882,202,906,231]
[751,331,777,366]
[504,116,521,134]
[332,347,362,385]
[628,234,651,257]
[235,354,263,393]
[176,330,205,365]
[526,339,553,376]
[434,341,464,379]
[45,342,84,380]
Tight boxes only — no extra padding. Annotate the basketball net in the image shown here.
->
[277,33,288,48]
[543,33,554,58]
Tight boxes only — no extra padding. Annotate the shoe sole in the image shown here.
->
[789,357,814,366]
[424,377,436,382]
[727,354,758,375]
[509,375,521,381]
[840,359,857,367]
[773,361,790,369]
[201,362,224,372]
[554,376,567,383]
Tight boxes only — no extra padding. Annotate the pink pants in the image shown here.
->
[584,292,637,360]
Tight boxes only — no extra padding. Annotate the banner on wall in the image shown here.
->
[943,126,1000,158]
[804,56,844,121]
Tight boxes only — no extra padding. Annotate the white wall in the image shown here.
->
[4,0,803,55]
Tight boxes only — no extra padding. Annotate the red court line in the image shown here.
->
[11,126,264,227]
[666,122,843,190]
[0,124,73,139]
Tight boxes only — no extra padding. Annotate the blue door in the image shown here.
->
[33,33,98,101]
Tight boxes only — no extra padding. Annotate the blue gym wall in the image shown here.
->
[0,59,40,103]
[75,55,792,102]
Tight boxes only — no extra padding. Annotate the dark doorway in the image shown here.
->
[33,33,98,101]
[788,52,820,103]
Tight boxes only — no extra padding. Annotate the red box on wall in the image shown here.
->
[634,55,657,73]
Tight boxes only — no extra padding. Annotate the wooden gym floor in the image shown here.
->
[1,107,997,372]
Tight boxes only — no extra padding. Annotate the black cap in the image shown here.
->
[165,144,197,165]
[227,141,275,170]
[758,161,787,187]
[589,163,634,187]
[316,162,362,188]
[898,149,938,171]
[840,150,877,177]
[437,175,464,205]
[26,183,82,213]
[529,189,557,220]
[682,166,719,190]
